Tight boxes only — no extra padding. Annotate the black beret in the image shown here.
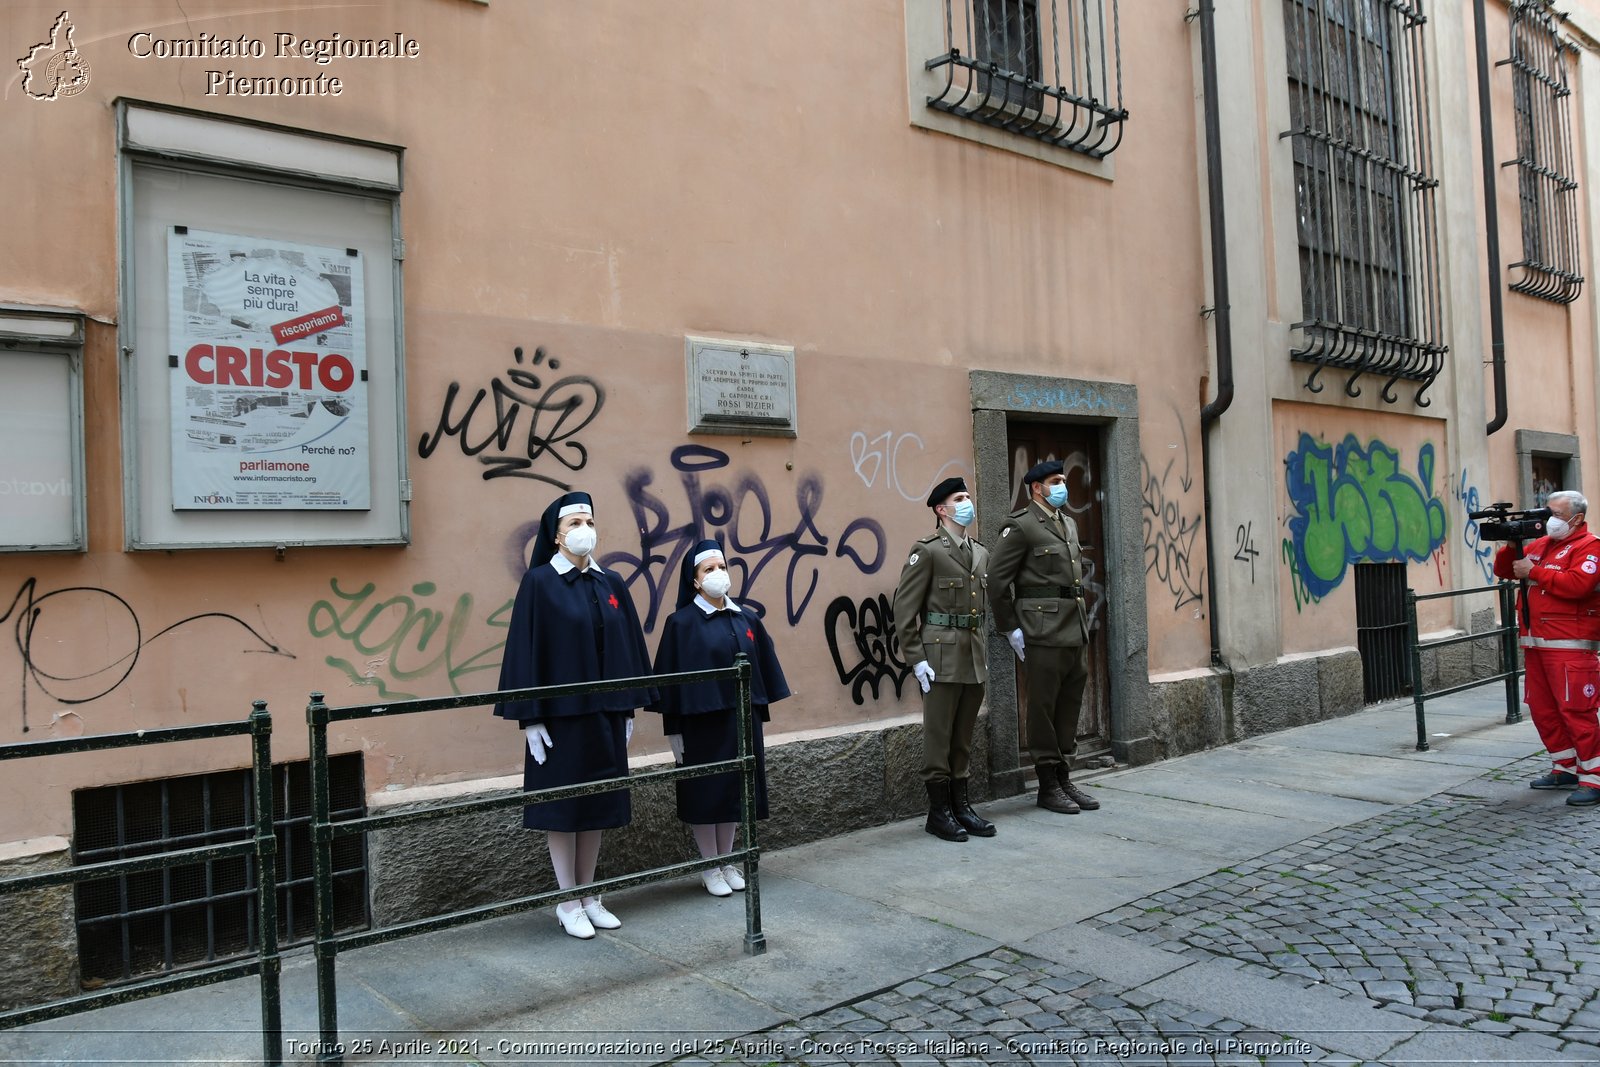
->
[1023,459,1064,487]
[925,476,968,508]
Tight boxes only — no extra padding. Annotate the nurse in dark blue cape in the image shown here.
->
[495,490,656,939]
[649,539,790,897]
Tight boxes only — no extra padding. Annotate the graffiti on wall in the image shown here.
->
[306,579,512,700]
[417,344,605,488]
[503,445,893,632]
[822,593,912,705]
[849,430,969,503]
[2,578,294,731]
[1141,416,1206,612]
[1283,433,1448,599]
[1452,468,1496,584]
[1280,535,1324,613]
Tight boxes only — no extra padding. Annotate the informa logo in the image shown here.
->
[17,10,91,101]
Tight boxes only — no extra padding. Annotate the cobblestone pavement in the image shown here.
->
[670,755,1600,1065]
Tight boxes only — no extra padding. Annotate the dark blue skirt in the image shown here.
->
[676,707,768,825]
[522,712,631,832]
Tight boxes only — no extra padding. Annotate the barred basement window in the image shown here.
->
[1506,0,1584,304]
[1283,0,1446,404]
[72,754,368,986]
[925,0,1127,158]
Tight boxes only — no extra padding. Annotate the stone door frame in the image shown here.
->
[970,370,1153,795]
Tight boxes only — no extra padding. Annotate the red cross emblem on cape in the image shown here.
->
[608,594,619,609]
[746,628,755,641]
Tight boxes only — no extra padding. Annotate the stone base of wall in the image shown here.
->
[0,837,78,1012]
[1144,646,1366,760]
[1416,608,1507,694]
[367,712,993,927]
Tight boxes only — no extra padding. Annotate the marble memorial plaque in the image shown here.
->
[686,337,797,437]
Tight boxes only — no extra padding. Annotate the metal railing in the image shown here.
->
[1405,581,1523,751]
[304,654,759,1065]
[0,703,282,1066]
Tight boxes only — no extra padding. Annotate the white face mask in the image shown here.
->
[1547,516,1572,542]
[562,524,597,558]
[699,569,732,599]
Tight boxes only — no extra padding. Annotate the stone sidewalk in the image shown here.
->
[3,685,1586,1065]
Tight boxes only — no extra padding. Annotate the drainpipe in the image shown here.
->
[1475,0,1509,435]
[1196,0,1234,667]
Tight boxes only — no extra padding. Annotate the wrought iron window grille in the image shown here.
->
[925,0,1128,158]
[1282,0,1446,405]
[1503,0,1583,305]
[72,754,368,986]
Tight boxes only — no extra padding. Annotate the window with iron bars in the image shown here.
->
[72,754,368,986]
[924,0,1127,158]
[1283,0,1446,405]
[1506,0,1583,305]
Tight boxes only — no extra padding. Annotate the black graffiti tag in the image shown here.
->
[1,578,293,732]
[418,345,604,488]
[823,593,911,705]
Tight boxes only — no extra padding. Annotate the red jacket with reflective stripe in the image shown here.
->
[1493,522,1600,640]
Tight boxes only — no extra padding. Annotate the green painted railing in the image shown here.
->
[304,653,759,1065]
[0,703,283,1066]
[1406,581,1523,751]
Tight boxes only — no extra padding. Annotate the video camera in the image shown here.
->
[1468,502,1552,545]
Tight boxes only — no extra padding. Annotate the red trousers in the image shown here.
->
[1524,647,1600,786]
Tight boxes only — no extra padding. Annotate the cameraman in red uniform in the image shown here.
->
[1493,491,1600,805]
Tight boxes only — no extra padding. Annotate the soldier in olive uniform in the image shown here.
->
[892,476,993,843]
[987,459,1101,815]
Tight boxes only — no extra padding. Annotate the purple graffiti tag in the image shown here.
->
[599,446,888,631]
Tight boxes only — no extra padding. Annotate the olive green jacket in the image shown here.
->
[891,528,989,684]
[988,501,1090,648]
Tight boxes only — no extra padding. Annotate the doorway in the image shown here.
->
[1005,419,1112,765]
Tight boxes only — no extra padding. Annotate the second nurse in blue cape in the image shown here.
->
[650,539,790,897]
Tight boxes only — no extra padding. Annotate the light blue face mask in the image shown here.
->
[950,500,975,527]
[1046,483,1068,509]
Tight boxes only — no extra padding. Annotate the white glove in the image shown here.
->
[1008,628,1026,661]
[524,723,553,765]
[666,734,684,762]
[912,660,935,694]
[625,717,634,747]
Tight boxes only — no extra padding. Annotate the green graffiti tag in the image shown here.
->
[1284,434,1449,599]
[1281,537,1324,613]
[307,579,512,699]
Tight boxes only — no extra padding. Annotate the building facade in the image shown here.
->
[2,0,1597,999]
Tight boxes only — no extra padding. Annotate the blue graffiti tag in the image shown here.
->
[1284,434,1449,599]
[1451,468,1496,584]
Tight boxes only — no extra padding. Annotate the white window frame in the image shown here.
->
[117,100,410,550]
[0,305,87,552]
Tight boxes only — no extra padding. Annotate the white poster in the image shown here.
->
[168,229,369,510]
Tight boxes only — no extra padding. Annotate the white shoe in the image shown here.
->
[721,864,746,891]
[582,898,621,929]
[555,902,595,939]
[700,868,733,897]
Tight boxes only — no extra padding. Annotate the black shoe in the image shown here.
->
[1035,764,1080,815]
[1566,786,1600,807]
[951,778,996,837]
[1059,772,1101,811]
[1531,771,1581,790]
[924,781,968,841]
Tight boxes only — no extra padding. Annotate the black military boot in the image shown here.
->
[925,781,969,842]
[1035,763,1080,815]
[1059,768,1100,811]
[950,778,997,837]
